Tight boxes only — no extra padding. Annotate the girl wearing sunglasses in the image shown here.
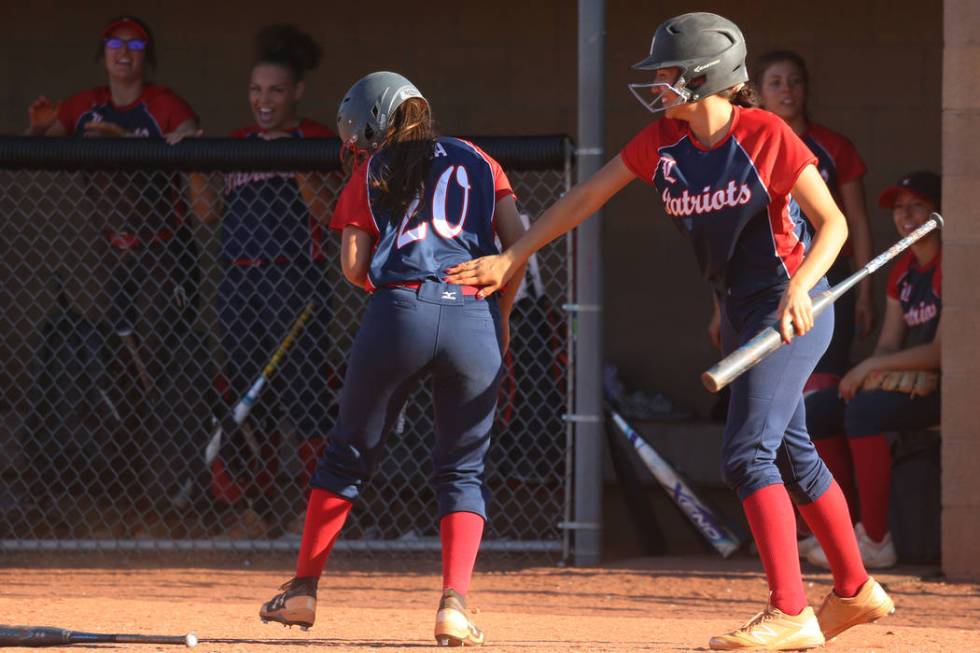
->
[26,15,198,142]
[24,15,204,527]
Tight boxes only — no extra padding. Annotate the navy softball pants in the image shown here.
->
[311,281,504,520]
[719,282,835,504]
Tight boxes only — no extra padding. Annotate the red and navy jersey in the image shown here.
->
[221,119,335,265]
[57,84,196,137]
[621,106,818,297]
[331,137,514,291]
[802,123,867,257]
[886,250,942,347]
[57,85,197,246]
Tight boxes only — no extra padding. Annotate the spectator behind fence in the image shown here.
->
[186,25,334,535]
[805,171,943,570]
[25,15,207,522]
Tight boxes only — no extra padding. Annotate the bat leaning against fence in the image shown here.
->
[172,301,316,508]
[607,408,744,558]
[702,212,944,393]
[0,625,197,648]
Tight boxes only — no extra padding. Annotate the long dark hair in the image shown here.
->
[369,98,438,220]
[719,83,761,108]
[255,24,322,81]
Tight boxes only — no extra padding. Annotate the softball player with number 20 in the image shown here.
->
[259,71,526,647]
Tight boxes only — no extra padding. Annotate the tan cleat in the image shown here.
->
[817,576,895,641]
[709,604,825,651]
[259,576,318,630]
[434,588,485,647]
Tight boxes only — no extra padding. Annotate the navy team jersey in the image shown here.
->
[621,106,818,298]
[57,84,198,246]
[802,123,867,258]
[886,250,942,347]
[221,119,335,264]
[331,137,514,291]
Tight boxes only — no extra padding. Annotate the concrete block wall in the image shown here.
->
[942,0,980,581]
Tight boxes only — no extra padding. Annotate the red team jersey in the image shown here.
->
[331,137,514,292]
[802,123,867,258]
[56,84,198,246]
[57,84,197,137]
[620,106,818,298]
[886,250,942,347]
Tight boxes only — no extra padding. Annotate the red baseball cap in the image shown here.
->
[878,170,941,210]
[100,16,150,42]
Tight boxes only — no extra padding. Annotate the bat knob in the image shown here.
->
[185,632,198,648]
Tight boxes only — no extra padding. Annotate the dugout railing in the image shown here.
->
[0,135,577,558]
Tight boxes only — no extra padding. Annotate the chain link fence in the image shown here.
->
[0,136,573,556]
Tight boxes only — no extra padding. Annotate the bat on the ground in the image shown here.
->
[172,301,316,508]
[702,213,944,393]
[607,408,743,558]
[0,625,197,648]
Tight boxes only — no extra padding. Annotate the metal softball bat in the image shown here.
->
[0,625,198,648]
[702,213,943,393]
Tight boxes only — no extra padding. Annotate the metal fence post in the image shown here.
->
[573,0,605,566]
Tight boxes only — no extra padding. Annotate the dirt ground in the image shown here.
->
[0,554,977,652]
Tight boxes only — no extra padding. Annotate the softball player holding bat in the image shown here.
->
[805,171,943,570]
[708,51,877,381]
[446,12,893,650]
[259,71,526,647]
[188,25,333,519]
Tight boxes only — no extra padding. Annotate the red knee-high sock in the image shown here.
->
[440,511,485,597]
[848,435,892,543]
[812,435,858,520]
[742,484,807,615]
[294,488,353,578]
[797,480,868,598]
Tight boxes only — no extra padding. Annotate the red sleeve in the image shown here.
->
[56,89,99,135]
[329,161,380,238]
[886,252,913,300]
[146,86,198,133]
[620,121,663,185]
[767,116,819,197]
[831,136,867,186]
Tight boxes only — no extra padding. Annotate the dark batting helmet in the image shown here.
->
[336,71,426,152]
[629,12,748,113]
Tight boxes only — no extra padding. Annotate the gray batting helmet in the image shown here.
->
[629,12,748,113]
[336,71,427,151]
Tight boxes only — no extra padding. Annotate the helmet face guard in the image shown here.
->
[628,79,692,114]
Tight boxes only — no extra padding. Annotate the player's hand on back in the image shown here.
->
[27,96,61,134]
[444,252,518,300]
